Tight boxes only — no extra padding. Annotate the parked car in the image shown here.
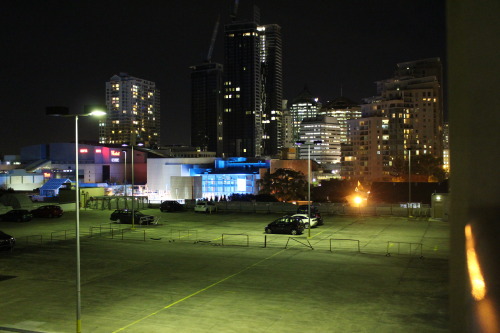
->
[0,209,33,222]
[30,205,64,218]
[297,205,323,225]
[160,200,184,212]
[0,231,15,251]
[194,201,217,213]
[291,213,318,228]
[265,216,305,235]
[109,209,156,225]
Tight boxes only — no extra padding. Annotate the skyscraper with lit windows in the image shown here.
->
[289,87,322,142]
[319,96,361,143]
[223,9,282,157]
[341,58,444,183]
[298,115,341,171]
[100,73,160,147]
[190,63,223,155]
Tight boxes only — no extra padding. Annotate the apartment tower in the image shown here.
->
[100,73,160,147]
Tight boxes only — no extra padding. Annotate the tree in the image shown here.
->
[311,179,356,203]
[258,168,307,202]
[390,156,407,180]
[412,155,446,182]
[391,154,446,182]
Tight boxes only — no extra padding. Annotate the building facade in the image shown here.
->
[190,63,224,155]
[20,143,147,185]
[319,96,361,143]
[297,115,341,171]
[258,24,283,156]
[223,12,283,158]
[343,58,444,183]
[100,73,161,147]
[146,157,268,201]
[343,117,393,182]
[289,87,322,143]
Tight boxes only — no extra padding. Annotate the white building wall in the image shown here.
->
[146,157,216,201]
[0,171,45,191]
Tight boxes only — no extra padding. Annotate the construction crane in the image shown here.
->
[230,0,239,21]
[206,15,220,63]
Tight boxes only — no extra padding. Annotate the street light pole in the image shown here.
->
[122,142,143,230]
[74,115,82,333]
[307,144,311,237]
[122,150,127,197]
[408,148,412,218]
[296,139,322,238]
[46,105,106,333]
[131,144,135,230]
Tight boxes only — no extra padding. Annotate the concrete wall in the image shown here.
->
[448,2,500,331]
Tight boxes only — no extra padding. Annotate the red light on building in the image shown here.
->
[95,149,102,153]
[79,148,88,153]
[111,150,120,156]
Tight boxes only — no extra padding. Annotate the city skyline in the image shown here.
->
[1,0,445,155]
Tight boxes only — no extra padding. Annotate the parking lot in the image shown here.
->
[0,208,449,332]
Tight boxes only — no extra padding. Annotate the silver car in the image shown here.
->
[291,213,318,228]
[194,201,217,213]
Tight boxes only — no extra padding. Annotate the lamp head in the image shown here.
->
[83,105,107,116]
[122,142,144,147]
[46,106,69,116]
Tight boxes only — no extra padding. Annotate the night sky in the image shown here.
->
[1,0,445,156]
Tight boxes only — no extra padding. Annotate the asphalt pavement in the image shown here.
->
[0,209,449,332]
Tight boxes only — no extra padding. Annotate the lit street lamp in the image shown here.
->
[46,105,106,333]
[121,142,144,230]
[296,139,322,237]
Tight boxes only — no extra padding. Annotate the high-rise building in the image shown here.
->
[258,24,283,156]
[343,117,393,182]
[319,96,361,143]
[298,115,341,171]
[223,9,282,158]
[280,99,295,149]
[190,62,223,155]
[289,87,322,142]
[442,122,450,173]
[100,73,160,147]
[342,58,444,183]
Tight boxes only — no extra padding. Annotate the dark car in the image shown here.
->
[160,200,184,212]
[110,209,156,225]
[0,209,33,222]
[30,205,64,218]
[0,231,16,251]
[265,216,305,235]
[297,205,323,225]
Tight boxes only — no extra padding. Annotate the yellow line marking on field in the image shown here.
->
[308,225,335,239]
[112,248,287,332]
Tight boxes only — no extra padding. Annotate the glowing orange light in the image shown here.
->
[111,150,120,156]
[43,172,51,178]
[465,224,487,301]
[354,196,363,205]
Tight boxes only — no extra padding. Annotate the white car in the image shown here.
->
[291,213,318,228]
[194,201,217,213]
